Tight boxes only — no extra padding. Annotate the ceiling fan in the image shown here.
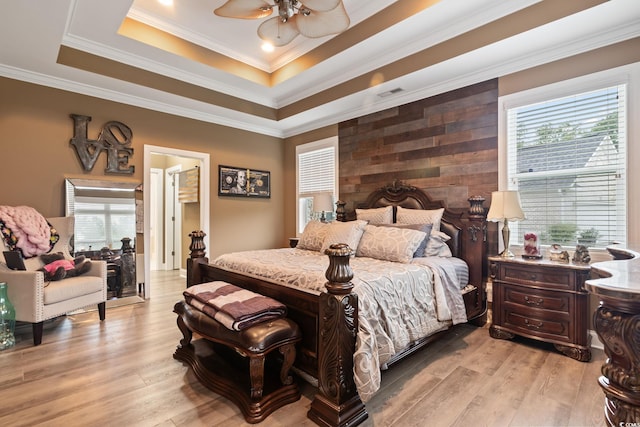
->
[214,0,350,47]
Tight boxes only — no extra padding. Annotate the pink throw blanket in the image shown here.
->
[0,206,51,258]
[183,281,287,331]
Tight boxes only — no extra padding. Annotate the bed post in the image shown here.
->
[464,196,487,324]
[187,230,208,287]
[308,243,367,427]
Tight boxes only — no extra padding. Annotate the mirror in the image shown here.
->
[65,178,141,300]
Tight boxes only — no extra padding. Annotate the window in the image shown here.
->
[296,137,338,234]
[502,82,627,249]
[73,196,136,251]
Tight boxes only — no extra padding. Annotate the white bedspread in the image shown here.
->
[212,247,468,401]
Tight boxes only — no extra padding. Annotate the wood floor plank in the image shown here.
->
[397,365,488,426]
[451,337,550,427]
[0,270,608,426]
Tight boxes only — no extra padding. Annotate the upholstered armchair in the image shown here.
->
[0,216,107,345]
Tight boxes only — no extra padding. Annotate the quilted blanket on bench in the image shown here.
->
[184,281,287,331]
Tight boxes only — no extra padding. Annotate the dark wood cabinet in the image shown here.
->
[489,256,591,361]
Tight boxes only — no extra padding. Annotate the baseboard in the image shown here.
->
[589,329,603,350]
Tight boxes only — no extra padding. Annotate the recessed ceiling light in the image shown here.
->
[261,42,274,53]
[158,0,173,6]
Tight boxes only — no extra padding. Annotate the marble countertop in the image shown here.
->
[585,245,640,302]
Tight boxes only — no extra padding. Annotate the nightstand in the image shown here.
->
[489,256,591,361]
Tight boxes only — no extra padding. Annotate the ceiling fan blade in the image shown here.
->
[296,2,350,38]
[214,0,273,19]
[299,0,342,13]
[258,16,300,46]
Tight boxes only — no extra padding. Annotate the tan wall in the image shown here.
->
[0,77,284,263]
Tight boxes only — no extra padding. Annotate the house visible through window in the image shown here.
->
[504,83,627,248]
[296,137,338,234]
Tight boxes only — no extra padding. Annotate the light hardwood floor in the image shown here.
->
[0,270,606,426]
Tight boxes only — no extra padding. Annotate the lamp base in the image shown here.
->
[498,249,515,258]
[499,220,514,258]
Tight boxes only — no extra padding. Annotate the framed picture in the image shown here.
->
[218,165,270,198]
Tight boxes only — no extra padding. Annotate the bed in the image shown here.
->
[184,182,487,426]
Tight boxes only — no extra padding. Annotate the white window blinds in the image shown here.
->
[298,147,336,196]
[297,141,338,233]
[506,84,627,248]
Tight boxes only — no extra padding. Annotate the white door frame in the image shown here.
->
[150,167,164,271]
[165,165,182,271]
[143,145,210,299]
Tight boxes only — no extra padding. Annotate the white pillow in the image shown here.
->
[356,225,427,263]
[355,206,393,225]
[425,230,453,257]
[297,221,329,252]
[379,223,433,258]
[396,206,445,231]
[320,220,368,254]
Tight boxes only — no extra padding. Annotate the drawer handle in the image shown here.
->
[524,296,544,306]
[524,319,543,329]
[529,274,537,281]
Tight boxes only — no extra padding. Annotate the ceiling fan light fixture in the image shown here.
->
[215,0,350,47]
[278,0,296,20]
[296,2,350,38]
[214,0,273,19]
[258,15,300,47]
[300,0,341,12]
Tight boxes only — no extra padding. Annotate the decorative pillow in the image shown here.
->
[355,206,393,225]
[356,225,427,263]
[379,223,433,257]
[297,221,329,252]
[425,230,453,257]
[320,220,368,254]
[396,206,445,231]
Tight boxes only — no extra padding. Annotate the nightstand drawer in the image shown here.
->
[501,264,576,291]
[503,285,570,313]
[489,256,590,361]
[502,309,571,341]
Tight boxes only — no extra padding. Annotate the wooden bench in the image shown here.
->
[173,300,302,423]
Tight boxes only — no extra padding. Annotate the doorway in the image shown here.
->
[143,145,210,299]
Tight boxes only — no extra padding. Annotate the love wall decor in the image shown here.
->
[69,113,134,174]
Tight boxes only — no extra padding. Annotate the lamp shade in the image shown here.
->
[313,192,334,212]
[486,191,525,222]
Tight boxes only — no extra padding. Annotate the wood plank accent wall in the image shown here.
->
[338,79,498,212]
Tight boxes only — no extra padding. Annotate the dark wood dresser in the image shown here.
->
[489,256,591,362]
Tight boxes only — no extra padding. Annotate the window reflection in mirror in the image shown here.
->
[65,178,141,299]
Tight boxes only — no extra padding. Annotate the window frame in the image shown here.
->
[295,136,339,235]
[498,63,640,251]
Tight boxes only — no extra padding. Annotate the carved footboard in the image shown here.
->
[186,233,367,426]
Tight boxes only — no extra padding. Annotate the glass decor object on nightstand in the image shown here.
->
[0,282,16,350]
[523,232,542,259]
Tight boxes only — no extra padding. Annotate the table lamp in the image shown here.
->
[313,193,334,223]
[487,190,525,258]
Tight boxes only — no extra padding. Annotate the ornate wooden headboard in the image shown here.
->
[336,182,487,297]
[336,182,466,257]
